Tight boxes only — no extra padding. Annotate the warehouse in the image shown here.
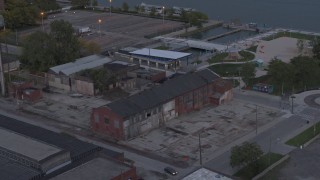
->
[91,69,233,140]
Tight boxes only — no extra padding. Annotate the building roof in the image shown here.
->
[130,48,191,60]
[0,157,42,180]
[0,114,100,161]
[106,69,220,118]
[49,55,112,76]
[52,157,131,180]
[182,168,233,180]
[0,128,62,161]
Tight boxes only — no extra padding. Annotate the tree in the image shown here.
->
[267,59,294,94]
[2,0,38,29]
[79,68,116,93]
[122,2,129,12]
[240,62,256,86]
[134,5,139,12]
[149,7,156,16]
[230,142,263,168]
[70,0,90,7]
[139,6,145,13]
[33,0,60,11]
[296,39,304,54]
[50,20,80,64]
[290,56,320,90]
[313,41,320,60]
[21,20,81,72]
[21,31,56,72]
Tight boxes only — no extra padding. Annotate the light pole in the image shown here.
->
[198,132,203,166]
[40,12,44,31]
[291,95,295,114]
[98,19,102,37]
[162,6,165,24]
[255,105,258,135]
[109,0,112,16]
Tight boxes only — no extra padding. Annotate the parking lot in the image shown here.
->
[44,10,185,51]
[125,99,282,165]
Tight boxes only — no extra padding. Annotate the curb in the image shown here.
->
[252,154,290,180]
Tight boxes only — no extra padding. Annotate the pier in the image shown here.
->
[204,29,242,41]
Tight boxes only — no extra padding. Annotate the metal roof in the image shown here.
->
[0,157,42,180]
[0,128,62,161]
[0,114,100,161]
[60,58,112,76]
[130,48,191,60]
[106,69,220,118]
[183,168,232,180]
[49,55,112,75]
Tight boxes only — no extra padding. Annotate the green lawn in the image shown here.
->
[234,153,284,180]
[263,31,320,41]
[208,51,255,64]
[246,45,258,53]
[208,64,244,76]
[208,52,228,63]
[286,122,320,147]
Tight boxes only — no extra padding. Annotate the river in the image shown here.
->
[97,0,320,32]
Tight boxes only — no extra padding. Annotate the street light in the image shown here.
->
[109,0,112,16]
[98,19,102,36]
[162,6,165,24]
[40,12,44,31]
[291,95,296,114]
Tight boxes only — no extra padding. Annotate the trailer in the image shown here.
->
[78,27,91,35]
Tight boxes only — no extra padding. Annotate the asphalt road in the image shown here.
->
[204,91,320,176]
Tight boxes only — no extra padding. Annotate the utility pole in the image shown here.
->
[198,133,202,166]
[0,47,5,96]
[255,105,258,135]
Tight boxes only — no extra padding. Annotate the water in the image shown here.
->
[97,0,320,32]
[210,30,258,45]
[189,27,231,40]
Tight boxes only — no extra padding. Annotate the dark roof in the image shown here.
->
[104,63,129,72]
[107,69,219,118]
[0,157,42,180]
[0,114,100,161]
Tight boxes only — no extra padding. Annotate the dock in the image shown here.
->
[204,29,242,41]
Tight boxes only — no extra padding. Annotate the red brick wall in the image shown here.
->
[112,166,137,180]
[150,71,166,82]
[175,84,212,115]
[23,89,43,103]
[91,107,125,140]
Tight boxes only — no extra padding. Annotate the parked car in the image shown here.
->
[164,167,178,176]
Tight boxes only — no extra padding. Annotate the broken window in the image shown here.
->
[104,117,110,124]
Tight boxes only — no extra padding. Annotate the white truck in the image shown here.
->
[78,27,91,35]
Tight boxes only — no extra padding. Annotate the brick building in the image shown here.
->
[8,81,43,103]
[91,69,233,140]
